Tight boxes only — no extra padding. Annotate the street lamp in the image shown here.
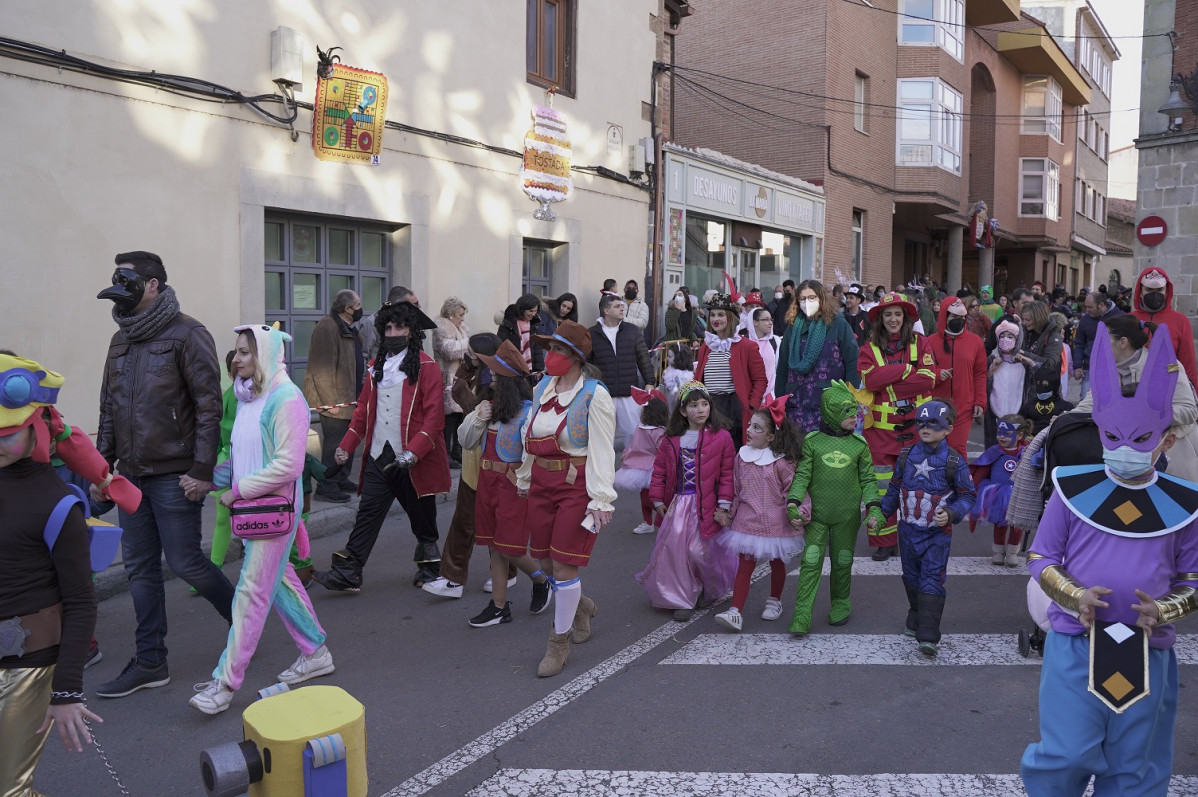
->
[1159,69,1198,131]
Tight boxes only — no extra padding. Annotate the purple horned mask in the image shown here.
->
[1090,321,1178,452]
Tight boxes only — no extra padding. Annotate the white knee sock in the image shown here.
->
[553,580,582,635]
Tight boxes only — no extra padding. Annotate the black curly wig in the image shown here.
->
[373,302,426,383]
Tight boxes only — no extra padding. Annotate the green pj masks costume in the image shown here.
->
[786,381,885,633]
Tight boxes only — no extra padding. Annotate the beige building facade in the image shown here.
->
[2,1,661,424]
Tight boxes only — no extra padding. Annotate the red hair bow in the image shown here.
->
[760,393,790,426]
[631,385,668,406]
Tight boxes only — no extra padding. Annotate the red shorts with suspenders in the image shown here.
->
[526,414,597,566]
[475,428,530,556]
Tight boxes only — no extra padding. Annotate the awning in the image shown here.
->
[966,0,1020,27]
[997,27,1091,106]
[1071,233,1107,256]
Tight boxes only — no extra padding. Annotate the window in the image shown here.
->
[854,73,869,133]
[1021,76,1062,141]
[1020,158,1060,220]
[527,0,575,96]
[899,0,964,61]
[523,240,559,297]
[897,78,962,174]
[851,210,864,281]
[265,214,391,387]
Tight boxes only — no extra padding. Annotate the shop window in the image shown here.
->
[265,214,392,387]
[898,0,964,62]
[1021,76,1062,142]
[527,0,575,97]
[1019,158,1059,220]
[897,78,961,174]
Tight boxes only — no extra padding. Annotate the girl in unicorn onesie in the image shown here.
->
[189,324,331,715]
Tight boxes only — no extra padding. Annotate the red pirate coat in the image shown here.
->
[340,351,452,498]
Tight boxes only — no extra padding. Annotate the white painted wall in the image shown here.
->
[1,0,656,427]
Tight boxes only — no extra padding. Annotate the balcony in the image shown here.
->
[966,0,1020,27]
[998,27,1090,106]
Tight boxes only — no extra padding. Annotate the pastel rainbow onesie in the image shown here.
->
[212,324,326,691]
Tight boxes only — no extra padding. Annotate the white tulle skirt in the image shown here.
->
[718,528,805,562]
[614,466,652,492]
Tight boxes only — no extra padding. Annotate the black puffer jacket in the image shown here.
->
[497,304,544,373]
[96,313,222,480]
[588,321,654,398]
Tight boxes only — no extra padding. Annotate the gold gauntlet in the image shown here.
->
[1037,563,1087,614]
[1154,586,1198,625]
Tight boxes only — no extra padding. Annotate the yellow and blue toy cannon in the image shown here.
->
[200,684,367,797]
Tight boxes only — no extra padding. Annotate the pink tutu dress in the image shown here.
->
[720,446,806,561]
[614,424,664,492]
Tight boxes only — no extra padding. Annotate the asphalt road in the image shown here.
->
[31,426,1198,796]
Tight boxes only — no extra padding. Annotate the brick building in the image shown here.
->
[669,0,1095,299]
[1136,0,1198,338]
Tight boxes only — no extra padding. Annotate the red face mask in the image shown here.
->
[544,351,574,376]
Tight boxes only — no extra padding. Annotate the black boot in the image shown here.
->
[313,550,363,592]
[413,541,442,587]
[903,584,919,637]
[915,592,946,656]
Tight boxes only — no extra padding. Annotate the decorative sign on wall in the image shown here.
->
[312,59,388,165]
[521,94,573,221]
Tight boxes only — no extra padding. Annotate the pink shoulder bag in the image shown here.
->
[229,495,294,540]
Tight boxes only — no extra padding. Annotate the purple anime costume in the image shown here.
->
[969,442,1024,525]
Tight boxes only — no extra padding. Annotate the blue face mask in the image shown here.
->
[1102,445,1157,480]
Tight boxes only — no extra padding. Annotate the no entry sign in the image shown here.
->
[1137,215,1168,247]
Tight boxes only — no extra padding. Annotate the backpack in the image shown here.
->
[895,444,961,485]
[43,484,124,573]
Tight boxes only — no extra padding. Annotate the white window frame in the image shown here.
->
[1021,76,1063,142]
[851,209,864,281]
[898,0,964,63]
[896,78,962,174]
[854,73,868,133]
[1020,158,1060,220]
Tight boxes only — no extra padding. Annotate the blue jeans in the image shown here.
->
[119,474,234,665]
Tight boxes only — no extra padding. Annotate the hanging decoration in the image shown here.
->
[969,200,994,249]
[311,46,388,165]
[520,90,573,221]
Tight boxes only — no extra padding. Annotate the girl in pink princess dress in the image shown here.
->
[714,395,808,632]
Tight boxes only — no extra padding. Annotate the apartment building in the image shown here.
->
[670,0,1094,299]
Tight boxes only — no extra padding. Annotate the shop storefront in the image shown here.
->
[662,144,825,311]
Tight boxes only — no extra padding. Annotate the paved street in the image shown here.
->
[33,436,1198,796]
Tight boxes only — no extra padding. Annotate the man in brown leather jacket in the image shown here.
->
[94,250,233,699]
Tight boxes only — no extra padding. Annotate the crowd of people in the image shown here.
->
[3,251,1198,796]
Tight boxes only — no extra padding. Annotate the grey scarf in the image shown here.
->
[113,285,181,342]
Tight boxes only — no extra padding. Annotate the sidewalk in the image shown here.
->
[92,470,460,601]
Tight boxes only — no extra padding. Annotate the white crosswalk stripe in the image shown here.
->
[466,769,1198,796]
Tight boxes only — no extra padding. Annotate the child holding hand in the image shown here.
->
[635,381,738,621]
[614,387,669,535]
[713,395,807,632]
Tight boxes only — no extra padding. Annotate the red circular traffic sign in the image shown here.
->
[1137,215,1168,247]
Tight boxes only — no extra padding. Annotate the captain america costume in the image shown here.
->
[880,400,975,648]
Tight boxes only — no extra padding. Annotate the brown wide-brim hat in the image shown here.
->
[531,319,591,361]
[476,339,531,378]
[868,292,919,323]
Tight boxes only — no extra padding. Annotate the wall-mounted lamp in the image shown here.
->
[1159,69,1198,131]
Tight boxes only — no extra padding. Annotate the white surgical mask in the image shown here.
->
[801,299,820,318]
[673,296,685,308]
[774,292,783,300]
[1103,445,1156,480]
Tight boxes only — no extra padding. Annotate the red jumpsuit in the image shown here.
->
[858,335,936,548]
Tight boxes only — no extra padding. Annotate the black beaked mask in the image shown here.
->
[97,267,145,310]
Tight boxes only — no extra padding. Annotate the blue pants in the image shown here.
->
[1021,631,1178,797]
[897,522,951,596]
[119,473,235,665]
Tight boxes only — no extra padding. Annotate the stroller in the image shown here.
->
[1006,412,1103,658]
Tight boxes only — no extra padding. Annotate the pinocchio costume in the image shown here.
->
[856,293,936,556]
[1021,323,1198,796]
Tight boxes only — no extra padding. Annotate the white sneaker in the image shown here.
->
[714,608,743,632]
[189,679,234,715]
[278,645,335,685]
[761,598,784,621]
[422,577,464,599]
[631,522,655,535]
[482,576,519,594]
